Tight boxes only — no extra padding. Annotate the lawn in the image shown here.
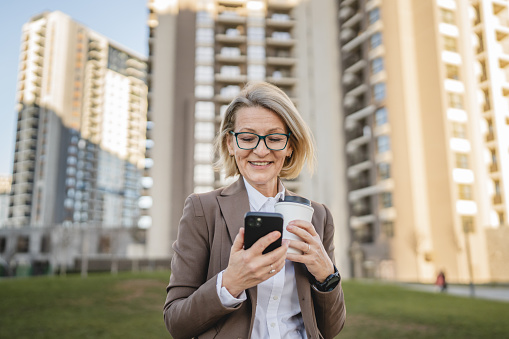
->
[0,272,508,338]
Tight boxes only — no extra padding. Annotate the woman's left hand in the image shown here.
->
[285,220,334,282]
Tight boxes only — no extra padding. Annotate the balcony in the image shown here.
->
[217,12,246,25]
[266,37,296,47]
[266,75,297,86]
[490,163,499,173]
[215,73,247,84]
[266,17,295,29]
[215,34,247,44]
[266,56,296,66]
[486,131,495,142]
[493,194,503,205]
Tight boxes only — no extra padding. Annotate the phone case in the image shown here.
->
[244,212,284,254]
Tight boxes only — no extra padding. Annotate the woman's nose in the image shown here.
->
[253,138,270,155]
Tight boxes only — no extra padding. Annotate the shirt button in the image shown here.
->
[271,323,276,328]
[273,295,279,300]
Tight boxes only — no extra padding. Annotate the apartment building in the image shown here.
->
[8,11,148,229]
[340,0,509,282]
[145,0,350,276]
[0,176,11,227]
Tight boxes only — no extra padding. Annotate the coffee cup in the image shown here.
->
[274,196,314,255]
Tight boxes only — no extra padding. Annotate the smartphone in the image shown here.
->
[244,212,284,254]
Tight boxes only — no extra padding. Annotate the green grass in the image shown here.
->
[1,273,508,338]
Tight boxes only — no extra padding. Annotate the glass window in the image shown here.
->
[446,64,460,80]
[461,216,475,232]
[373,82,386,101]
[196,28,214,44]
[458,184,473,200]
[248,27,265,40]
[370,32,382,49]
[195,122,215,140]
[444,36,458,52]
[378,162,391,180]
[375,107,388,125]
[194,143,213,162]
[248,45,265,60]
[196,47,214,63]
[221,65,240,76]
[455,153,469,169]
[196,10,213,24]
[272,31,291,40]
[380,192,393,208]
[371,57,384,74]
[195,66,214,82]
[221,47,240,56]
[195,101,215,120]
[194,164,214,183]
[448,92,463,109]
[195,85,214,98]
[248,65,265,80]
[452,122,467,139]
[440,8,455,25]
[377,135,390,153]
[369,8,380,25]
[381,221,394,237]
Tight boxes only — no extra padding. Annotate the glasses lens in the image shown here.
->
[237,133,259,149]
[265,134,288,150]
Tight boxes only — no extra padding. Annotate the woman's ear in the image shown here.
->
[227,133,234,156]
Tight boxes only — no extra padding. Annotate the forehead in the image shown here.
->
[235,106,286,131]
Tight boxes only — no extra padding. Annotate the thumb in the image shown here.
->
[231,227,245,252]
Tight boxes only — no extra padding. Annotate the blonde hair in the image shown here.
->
[214,81,316,179]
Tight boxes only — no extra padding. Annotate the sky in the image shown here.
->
[0,0,148,175]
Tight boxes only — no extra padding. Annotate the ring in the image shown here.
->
[304,243,311,254]
[269,269,276,274]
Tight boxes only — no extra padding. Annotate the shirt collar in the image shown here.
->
[243,178,285,212]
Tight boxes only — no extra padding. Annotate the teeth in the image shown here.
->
[251,162,270,166]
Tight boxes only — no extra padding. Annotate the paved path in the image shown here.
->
[401,283,509,303]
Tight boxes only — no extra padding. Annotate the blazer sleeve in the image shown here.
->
[163,194,241,339]
[311,204,346,338]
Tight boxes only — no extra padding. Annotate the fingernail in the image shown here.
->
[282,239,290,247]
[287,225,293,230]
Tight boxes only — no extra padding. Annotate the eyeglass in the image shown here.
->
[230,131,291,151]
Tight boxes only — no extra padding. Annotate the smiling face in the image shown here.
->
[227,106,293,197]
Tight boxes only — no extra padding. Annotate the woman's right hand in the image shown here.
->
[222,227,289,298]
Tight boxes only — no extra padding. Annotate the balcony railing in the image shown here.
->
[493,194,503,205]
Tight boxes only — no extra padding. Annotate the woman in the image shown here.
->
[164,81,346,338]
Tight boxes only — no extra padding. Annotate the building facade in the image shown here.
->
[8,11,148,229]
[145,0,351,276]
[339,0,509,282]
[0,176,11,227]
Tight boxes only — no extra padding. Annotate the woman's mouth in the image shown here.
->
[249,161,272,166]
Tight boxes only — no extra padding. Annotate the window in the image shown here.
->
[195,122,215,140]
[0,237,6,253]
[446,64,460,80]
[377,135,390,153]
[373,83,386,101]
[371,57,384,74]
[354,223,374,243]
[461,216,475,233]
[195,101,214,120]
[498,212,505,225]
[378,162,391,180]
[194,164,214,183]
[195,85,213,98]
[455,153,469,169]
[375,107,388,125]
[221,65,240,76]
[196,47,214,63]
[369,8,380,25]
[195,66,214,82]
[444,36,458,52]
[440,8,455,24]
[196,28,214,44]
[381,221,394,237]
[458,184,473,200]
[452,122,467,139]
[248,27,265,40]
[194,143,213,162]
[248,45,265,59]
[248,65,265,80]
[448,92,464,109]
[370,32,383,49]
[380,192,393,208]
[17,236,29,253]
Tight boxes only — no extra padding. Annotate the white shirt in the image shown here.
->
[216,178,306,338]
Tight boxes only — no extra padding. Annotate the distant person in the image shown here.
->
[163,81,346,338]
[435,270,447,292]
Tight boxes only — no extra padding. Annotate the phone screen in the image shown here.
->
[244,212,284,254]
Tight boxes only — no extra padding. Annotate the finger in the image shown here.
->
[231,227,245,252]
[288,220,318,236]
[286,223,315,243]
[251,231,282,254]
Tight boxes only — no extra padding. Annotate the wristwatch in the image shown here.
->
[312,265,341,292]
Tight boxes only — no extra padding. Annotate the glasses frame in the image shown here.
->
[230,131,291,151]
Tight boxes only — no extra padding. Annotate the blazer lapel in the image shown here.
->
[217,176,250,248]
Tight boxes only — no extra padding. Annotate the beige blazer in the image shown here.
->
[164,177,346,339]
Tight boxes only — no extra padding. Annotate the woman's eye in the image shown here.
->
[268,137,284,142]
[240,136,256,142]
